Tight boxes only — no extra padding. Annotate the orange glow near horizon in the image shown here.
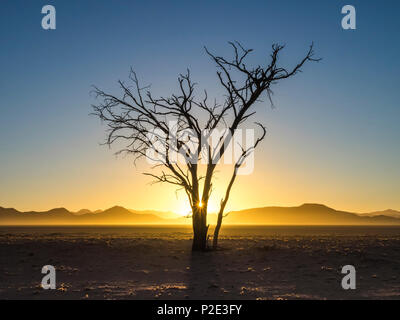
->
[1,138,400,216]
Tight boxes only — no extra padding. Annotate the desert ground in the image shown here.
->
[0,226,399,300]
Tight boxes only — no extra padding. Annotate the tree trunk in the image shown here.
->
[213,210,223,249]
[212,166,237,250]
[192,207,208,251]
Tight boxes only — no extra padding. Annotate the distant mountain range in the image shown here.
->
[360,209,400,219]
[222,204,400,225]
[1,203,400,225]
[0,206,166,225]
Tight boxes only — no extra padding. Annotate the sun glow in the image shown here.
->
[175,199,220,216]
[197,201,204,208]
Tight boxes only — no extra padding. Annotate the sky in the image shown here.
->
[0,0,399,214]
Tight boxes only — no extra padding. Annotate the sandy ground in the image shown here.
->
[0,226,399,300]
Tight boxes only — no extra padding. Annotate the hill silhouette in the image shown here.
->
[0,206,164,225]
[222,203,400,225]
[1,203,400,225]
[361,209,400,219]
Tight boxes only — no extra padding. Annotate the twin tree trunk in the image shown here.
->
[191,205,224,251]
[190,165,224,251]
[190,156,232,251]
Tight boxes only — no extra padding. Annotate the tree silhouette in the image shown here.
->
[92,42,319,251]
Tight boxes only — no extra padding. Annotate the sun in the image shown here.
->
[175,200,219,216]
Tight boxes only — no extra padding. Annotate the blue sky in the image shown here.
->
[0,0,399,212]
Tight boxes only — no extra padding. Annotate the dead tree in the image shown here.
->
[92,42,319,251]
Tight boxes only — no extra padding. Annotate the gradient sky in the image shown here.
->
[0,0,399,214]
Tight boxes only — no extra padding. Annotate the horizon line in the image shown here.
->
[1,202,398,215]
